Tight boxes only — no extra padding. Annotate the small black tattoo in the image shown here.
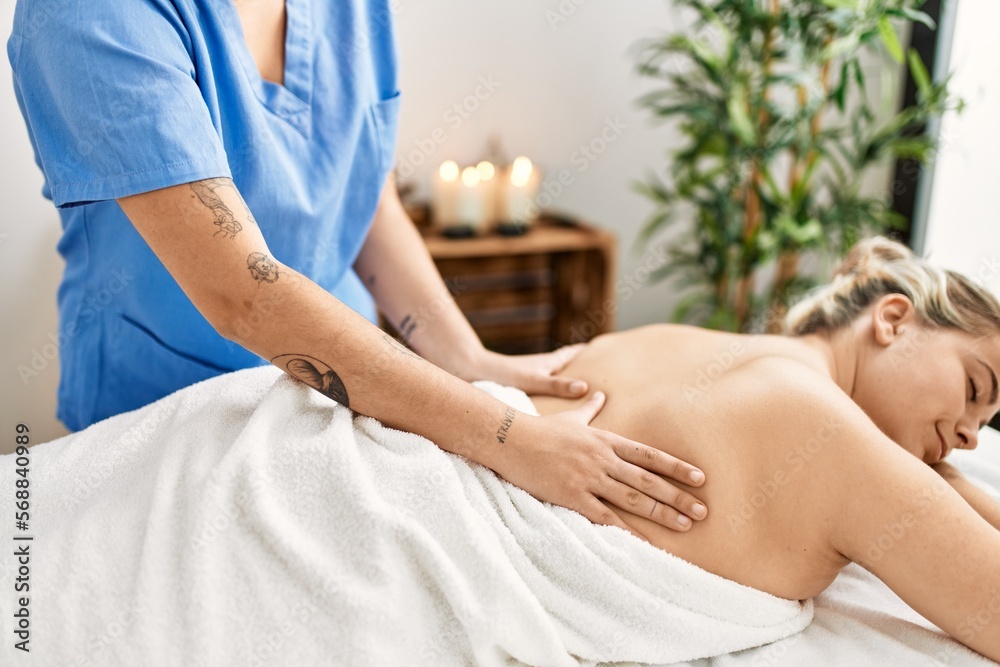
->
[366,273,377,288]
[271,353,349,407]
[397,314,417,341]
[496,406,516,444]
[247,252,280,283]
[190,178,251,239]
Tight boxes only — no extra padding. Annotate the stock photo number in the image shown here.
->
[12,423,32,652]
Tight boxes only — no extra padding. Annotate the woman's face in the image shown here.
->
[851,297,1000,464]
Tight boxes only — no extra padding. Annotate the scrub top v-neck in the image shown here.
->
[218,0,314,133]
[7,0,403,431]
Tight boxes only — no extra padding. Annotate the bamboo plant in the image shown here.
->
[633,0,959,332]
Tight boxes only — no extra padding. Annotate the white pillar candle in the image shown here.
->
[455,166,487,229]
[504,156,540,225]
[476,160,497,224]
[432,160,461,228]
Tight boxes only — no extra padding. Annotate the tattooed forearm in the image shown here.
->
[271,353,350,408]
[496,406,516,444]
[189,177,257,239]
[247,252,280,283]
[397,314,417,341]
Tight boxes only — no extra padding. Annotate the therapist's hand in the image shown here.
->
[460,344,591,398]
[488,390,708,540]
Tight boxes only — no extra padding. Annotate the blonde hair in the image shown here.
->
[783,236,1000,338]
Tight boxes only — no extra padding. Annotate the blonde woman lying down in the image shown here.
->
[531,237,1000,661]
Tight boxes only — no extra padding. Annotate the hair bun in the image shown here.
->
[833,235,914,279]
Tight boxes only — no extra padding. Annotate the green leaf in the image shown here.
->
[907,48,933,100]
[821,0,858,9]
[878,17,904,64]
[793,219,824,246]
[758,229,778,255]
[833,62,850,112]
[635,210,673,248]
[727,84,756,144]
[886,8,936,30]
[825,34,860,59]
[852,58,866,91]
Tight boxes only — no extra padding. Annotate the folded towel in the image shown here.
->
[0,366,812,666]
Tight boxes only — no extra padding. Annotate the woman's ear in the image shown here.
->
[871,293,915,347]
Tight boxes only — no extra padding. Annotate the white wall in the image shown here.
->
[0,0,67,447]
[921,0,1000,290]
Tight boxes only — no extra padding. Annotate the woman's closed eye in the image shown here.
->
[968,376,996,429]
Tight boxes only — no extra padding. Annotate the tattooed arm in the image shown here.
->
[116,176,708,537]
[354,175,592,398]
[189,177,256,239]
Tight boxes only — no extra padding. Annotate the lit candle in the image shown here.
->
[476,160,496,224]
[502,156,540,225]
[456,166,487,229]
[432,160,461,228]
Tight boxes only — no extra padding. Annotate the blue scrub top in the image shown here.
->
[7,0,402,431]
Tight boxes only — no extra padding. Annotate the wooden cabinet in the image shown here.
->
[414,218,617,354]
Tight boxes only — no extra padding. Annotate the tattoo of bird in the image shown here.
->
[274,354,350,408]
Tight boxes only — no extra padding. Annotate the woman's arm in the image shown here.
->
[931,461,1000,531]
[116,177,708,536]
[819,401,1000,660]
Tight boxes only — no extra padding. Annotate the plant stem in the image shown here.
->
[771,34,834,330]
[734,0,780,330]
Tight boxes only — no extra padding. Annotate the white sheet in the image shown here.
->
[0,365,812,667]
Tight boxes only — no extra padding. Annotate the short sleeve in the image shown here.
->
[7,0,231,208]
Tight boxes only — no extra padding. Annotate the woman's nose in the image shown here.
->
[956,422,979,451]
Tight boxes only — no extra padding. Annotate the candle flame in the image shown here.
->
[510,156,533,188]
[476,161,495,181]
[439,160,459,182]
[461,166,481,187]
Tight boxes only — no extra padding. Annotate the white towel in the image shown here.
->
[0,366,811,666]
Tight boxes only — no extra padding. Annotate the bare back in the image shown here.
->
[533,324,1000,662]
[533,325,855,600]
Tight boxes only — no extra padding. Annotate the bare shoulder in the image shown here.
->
[721,354,918,519]
[720,354,865,429]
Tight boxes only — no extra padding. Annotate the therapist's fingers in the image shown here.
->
[613,439,706,488]
[475,345,590,398]
[549,391,606,425]
[601,477,697,531]
[553,373,590,398]
[604,440,708,529]
[526,372,589,398]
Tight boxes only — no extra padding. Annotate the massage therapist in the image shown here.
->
[6,0,708,534]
